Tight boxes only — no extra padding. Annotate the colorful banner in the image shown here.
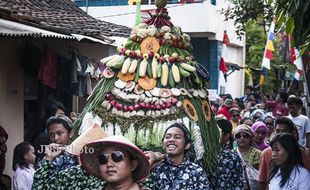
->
[261,21,275,69]
[219,31,229,81]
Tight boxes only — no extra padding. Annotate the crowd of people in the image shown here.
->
[0,86,309,190]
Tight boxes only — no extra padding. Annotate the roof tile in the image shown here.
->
[0,0,130,41]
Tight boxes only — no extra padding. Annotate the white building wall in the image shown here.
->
[0,39,24,178]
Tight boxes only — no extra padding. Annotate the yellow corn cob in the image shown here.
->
[151,57,158,78]
[161,63,169,86]
[171,64,180,83]
[106,55,123,67]
[139,58,148,77]
[128,59,138,73]
[121,58,131,74]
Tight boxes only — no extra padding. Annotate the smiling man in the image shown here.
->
[146,123,210,190]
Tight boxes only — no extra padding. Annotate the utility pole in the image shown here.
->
[302,63,310,117]
[86,0,88,13]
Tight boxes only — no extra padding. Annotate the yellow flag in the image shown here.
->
[267,40,275,51]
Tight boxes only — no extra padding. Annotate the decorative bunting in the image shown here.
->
[261,21,275,69]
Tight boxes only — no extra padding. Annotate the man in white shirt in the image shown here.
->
[287,96,310,149]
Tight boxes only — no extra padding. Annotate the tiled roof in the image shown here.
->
[0,0,130,42]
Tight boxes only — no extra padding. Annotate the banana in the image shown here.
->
[180,63,196,72]
[161,63,169,86]
[121,58,131,74]
[151,57,158,78]
[128,59,138,73]
[171,64,180,83]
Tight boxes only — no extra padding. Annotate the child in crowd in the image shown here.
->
[13,142,36,190]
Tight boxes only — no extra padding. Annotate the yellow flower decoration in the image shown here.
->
[128,0,141,5]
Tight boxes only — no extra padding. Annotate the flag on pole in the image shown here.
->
[261,21,276,69]
[218,6,230,85]
[219,30,229,81]
[290,48,303,80]
[259,68,266,86]
[289,35,303,81]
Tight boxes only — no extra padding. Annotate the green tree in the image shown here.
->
[227,0,310,53]
[245,21,282,93]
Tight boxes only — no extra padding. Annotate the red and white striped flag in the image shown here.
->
[289,35,303,80]
[219,31,229,82]
[290,47,303,80]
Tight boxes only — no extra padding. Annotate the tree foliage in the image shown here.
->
[274,0,310,53]
[227,0,310,52]
[245,22,282,93]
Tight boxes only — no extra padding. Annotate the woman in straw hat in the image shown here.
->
[32,135,151,190]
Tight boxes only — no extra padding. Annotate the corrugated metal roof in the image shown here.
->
[0,18,74,39]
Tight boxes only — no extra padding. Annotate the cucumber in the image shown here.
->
[146,61,153,78]
[179,66,191,77]
[157,64,162,78]
[168,69,175,88]
[134,61,141,83]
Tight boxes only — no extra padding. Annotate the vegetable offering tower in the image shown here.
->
[73,0,220,173]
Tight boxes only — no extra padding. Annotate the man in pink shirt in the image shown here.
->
[260,91,289,118]
[258,117,310,189]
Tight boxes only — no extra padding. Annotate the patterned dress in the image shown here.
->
[235,147,262,170]
[32,159,105,190]
[145,157,210,190]
[210,145,244,189]
[37,152,78,173]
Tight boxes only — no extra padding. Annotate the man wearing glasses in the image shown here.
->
[229,108,240,133]
[32,135,151,190]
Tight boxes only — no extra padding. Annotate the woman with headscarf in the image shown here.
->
[261,114,276,142]
[249,109,266,122]
[234,124,262,170]
[251,121,270,151]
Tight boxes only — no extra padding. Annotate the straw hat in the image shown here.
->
[80,135,150,182]
[66,123,108,156]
